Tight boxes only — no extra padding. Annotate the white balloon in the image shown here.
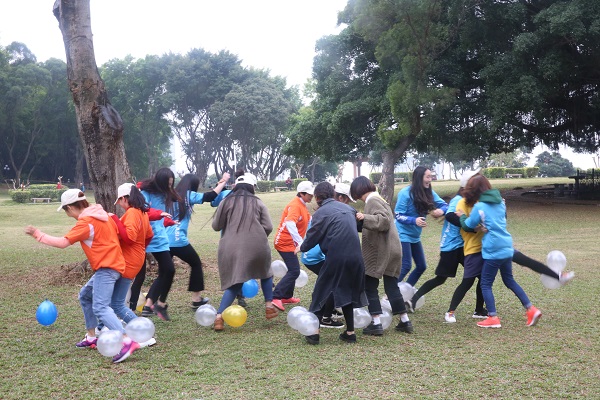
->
[287,306,308,330]
[413,294,425,310]
[195,305,217,327]
[295,269,309,288]
[271,260,288,278]
[398,282,414,302]
[547,250,567,271]
[353,307,372,329]
[380,308,393,330]
[96,330,124,357]
[380,297,392,312]
[125,317,155,343]
[296,312,320,336]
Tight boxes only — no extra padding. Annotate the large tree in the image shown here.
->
[53,0,130,211]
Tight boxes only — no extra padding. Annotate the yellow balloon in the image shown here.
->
[136,292,147,313]
[222,305,248,328]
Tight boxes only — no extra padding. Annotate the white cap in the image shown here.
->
[459,167,482,188]
[57,189,86,211]
[115,183,134,204]
[334,182,355,202]
[235,173,257,186]
[296,181,314,195]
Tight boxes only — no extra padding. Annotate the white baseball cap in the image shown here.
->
[235,173,257,186]
[57,189,86,211]
[296,181,314,195]
[459,167,482,188]
[114,183,134,204]
[334,182,355,202]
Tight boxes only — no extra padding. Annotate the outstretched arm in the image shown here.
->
[25,226,71,249]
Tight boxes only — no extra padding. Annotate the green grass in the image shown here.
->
[0,178,598,399]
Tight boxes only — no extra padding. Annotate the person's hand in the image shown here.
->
[160,212,172,219]
[416,217,427,227]
[455,209,464,217]
[25,225,37,236]
[218,172,231,184]
[356,212,364,221]
[475,224,488,233]
[293,245,301,255]
[431,208,444,218]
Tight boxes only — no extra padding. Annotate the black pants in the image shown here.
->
[147,250,175,304]
[365,275,407,315]
[170,244,205,292]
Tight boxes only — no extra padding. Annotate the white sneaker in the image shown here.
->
[444,312,456,323]
[139,337,157,348]
[559,271,575,285]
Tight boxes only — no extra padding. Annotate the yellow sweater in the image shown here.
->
[456,198,484,256]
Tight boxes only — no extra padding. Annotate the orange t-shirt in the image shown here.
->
[274,196,311,252]
[120,208,153,279]
[64,215,126,274]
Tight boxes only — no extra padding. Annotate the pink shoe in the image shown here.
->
[271,299,285,311]
[526,306,542,326]
[282,297,300,304]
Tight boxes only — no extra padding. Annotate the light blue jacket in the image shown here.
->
[460,189,513,259]
[141,190,171,253]
[439,194,463,252]
[394,185,448,243]
[300,221,326,266]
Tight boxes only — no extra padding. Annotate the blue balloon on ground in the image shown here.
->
[242,279,259,298]
[36,300,58,326]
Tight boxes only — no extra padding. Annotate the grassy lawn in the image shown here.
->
[0,177,597,399]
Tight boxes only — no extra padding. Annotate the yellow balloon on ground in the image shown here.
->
[136,292,147,313]
[222,305,248,327]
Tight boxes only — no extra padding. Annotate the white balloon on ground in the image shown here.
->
[380,297,392,312]
[287,306,308,331]
[271,260,287,278]
[398,282,414,303]
[195,305,217,327]
[296,312,320,336]
[125,317,155,343]
[546,250,567,271]
[353,307,372,329]
[380,308,393,330]
[295,269,309,287]
[96,330,124,357]
[412,289,425,310]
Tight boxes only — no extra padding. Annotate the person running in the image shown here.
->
[211,173,278,331]
[25,189,140,363]
[459,174,541,329]
[272,181,314,311]
[169,172,230,309]
[298,182,368,345]
[139,167,180,321]
[395,166,448,286]
[352,176,413,336]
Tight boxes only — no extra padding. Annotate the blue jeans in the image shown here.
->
[481,257,532,316]
[217,277,274,314]
[112,277,137,324]
[79,268,124,333]
[273,251,300,299]
[399,241,427,286]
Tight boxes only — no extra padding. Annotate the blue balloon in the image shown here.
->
[241,279,259,298]
[36,300,58,326]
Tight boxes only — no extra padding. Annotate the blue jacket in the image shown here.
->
[141,190,171,253]
[394,185,448,243]
[300,221,326,266]
[460,189,513,259]
[439,194,463,252]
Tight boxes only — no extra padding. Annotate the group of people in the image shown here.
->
[26,165,576,359]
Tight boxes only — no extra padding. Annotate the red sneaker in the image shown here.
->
[477,316,501,328]
[271,299,285,311]
[282,297,300,304]
[526,306,542,326]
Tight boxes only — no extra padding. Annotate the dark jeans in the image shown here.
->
[170,244,205,292]
[273,251,300,299]
[147,250,175,304]
[399,241,427,286]
[365,275,407,315]
[129,262,146,311]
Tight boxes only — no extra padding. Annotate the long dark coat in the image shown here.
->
[212,193,273,290]
[300,198,367,312]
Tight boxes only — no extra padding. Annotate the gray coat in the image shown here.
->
[361,193,402,279]
[300,198,367,311]
[212,192,273,290]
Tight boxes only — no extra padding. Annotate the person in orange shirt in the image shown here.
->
[272,181,314,311]
[25,189,140,363]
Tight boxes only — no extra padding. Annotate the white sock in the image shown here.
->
[87,334,96,341]
[400,314,410,323]
[373,316,381,324]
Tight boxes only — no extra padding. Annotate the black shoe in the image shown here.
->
[237,295,248,308]
[331,309,345,322]
[362,322,384,336]
[339,331,357,343]
[191,297,210,310]
[405,301,415,313]
[153,303,171,321]
[320,317,344,329]
[305,334,320,345]
[472,308,488,319]
[141,306,154,317]
[395,320,414,334]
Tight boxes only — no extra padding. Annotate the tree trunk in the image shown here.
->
[379,134,417,205]
[53,0,130,212]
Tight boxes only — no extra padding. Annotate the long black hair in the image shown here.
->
[314,182,334,207]
[174,173,200,221]
[410,166,435,216]
[139,167,181,217]
[220,181,257,233]
[126,185,149,212]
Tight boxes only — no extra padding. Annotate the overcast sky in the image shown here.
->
[1,1,597,173]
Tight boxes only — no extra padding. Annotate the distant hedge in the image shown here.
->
[9,184,69,203]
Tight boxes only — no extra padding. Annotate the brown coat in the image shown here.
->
[361,193,402,279]
[212,192,273,290]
